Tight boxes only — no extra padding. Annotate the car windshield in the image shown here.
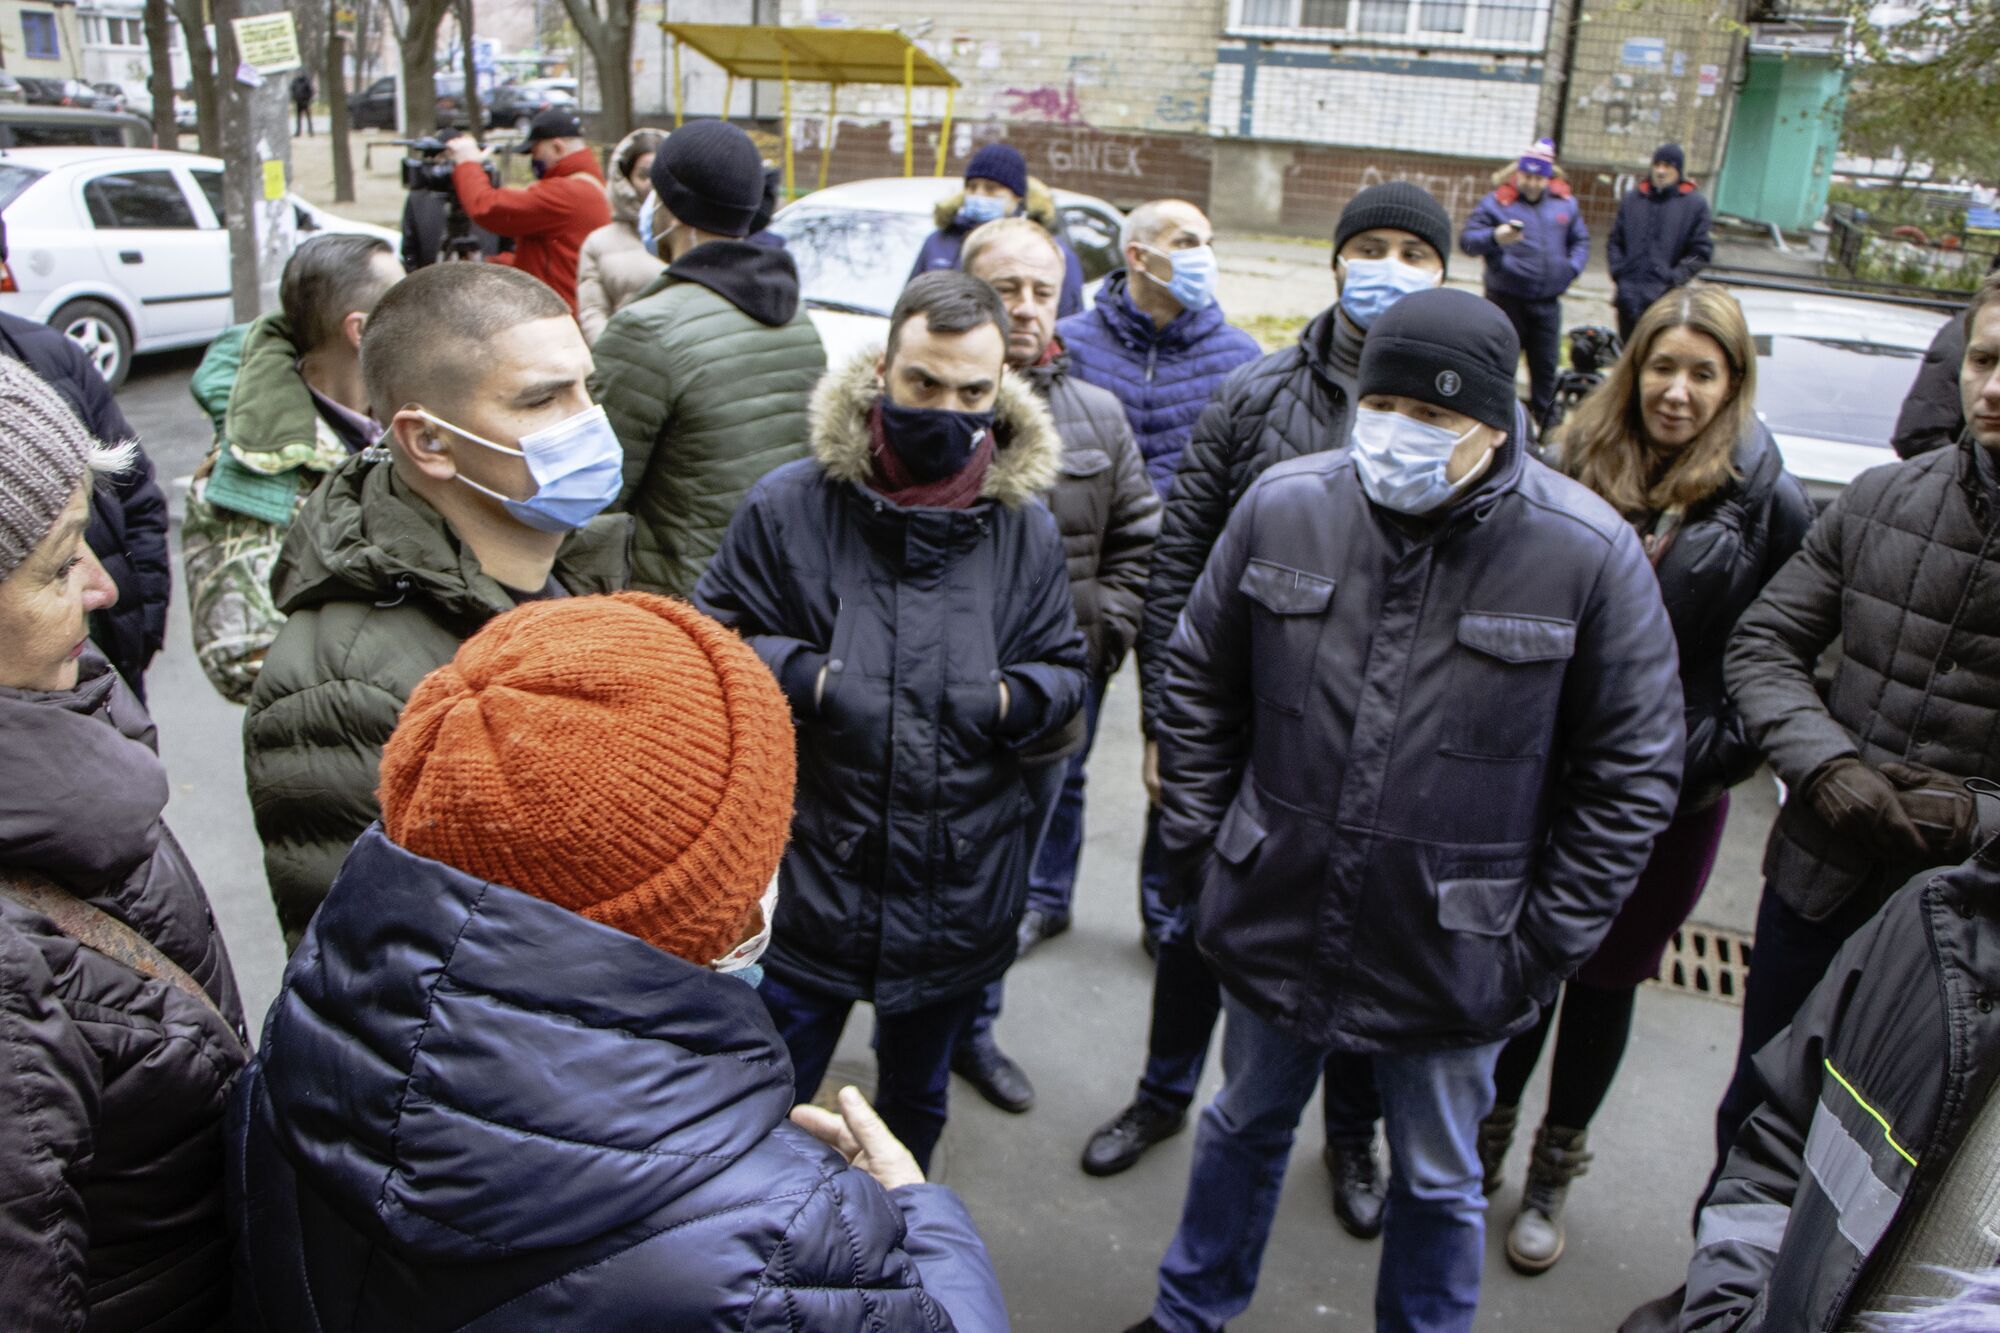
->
[0,162,46,210]
[1752,334,1928,448]
[768,205,935,317]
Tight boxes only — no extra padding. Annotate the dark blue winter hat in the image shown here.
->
[1652,143,1686,174]
[965,143,1028,199]
[1359,288,1520,431]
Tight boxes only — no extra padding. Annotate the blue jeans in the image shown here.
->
[963,754,1073,1048]
[759,969,986,1176]
[1026,675,1108,923]
[1152,995,1502,1333]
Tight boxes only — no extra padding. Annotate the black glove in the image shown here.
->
[1881,762,1978,865]
[1805,757,1930,861]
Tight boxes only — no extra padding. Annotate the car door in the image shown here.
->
[80,164,230,344]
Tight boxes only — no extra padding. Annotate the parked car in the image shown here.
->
[485,77,577,133]
[19,77,117,111]
[0,72,26,106]
[767,175,1125,363]
[348,74,475,132]
[0,147,396,387]
[91,82,129,113]
[1717,281,1952,507]
[0,104,152,148]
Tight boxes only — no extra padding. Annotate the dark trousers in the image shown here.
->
[1488,290,1564,424]
[759,969,985,1175]
[294,103,312,136]
[1705,880,1881,1199]
[1137,870,1381,1141]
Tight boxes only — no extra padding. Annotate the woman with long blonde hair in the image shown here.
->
[1483,283,1815,1276]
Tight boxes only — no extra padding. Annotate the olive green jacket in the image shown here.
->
[242,450,628,949]
[591,245,825,597]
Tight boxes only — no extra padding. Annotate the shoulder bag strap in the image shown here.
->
[0,867,247,1053]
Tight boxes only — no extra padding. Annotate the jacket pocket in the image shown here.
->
[1060,448,1112,479]
[1432,865,1534,1027]
[1442,611,1577,759]
[1435,873,1529,936]
[1214,790,1269,867]
[1239,559,1334,716]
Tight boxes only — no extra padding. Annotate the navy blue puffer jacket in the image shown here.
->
[1056,272,1262,497]
[228,826,1007,1331]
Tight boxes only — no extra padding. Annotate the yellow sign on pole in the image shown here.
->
[261,158,286,201]
[232,13,302,74]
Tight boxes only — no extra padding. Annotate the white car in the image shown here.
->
[767,176,1125,365]
[0,147,398,387]
[1722,283,1952,507]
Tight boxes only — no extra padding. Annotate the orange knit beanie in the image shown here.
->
[378,592,796,965]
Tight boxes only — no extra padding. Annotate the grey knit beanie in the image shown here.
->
[0,357,100,580]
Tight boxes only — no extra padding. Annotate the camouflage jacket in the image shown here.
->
[180,316,356,705]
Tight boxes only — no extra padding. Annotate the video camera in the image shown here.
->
[394,135,462,194]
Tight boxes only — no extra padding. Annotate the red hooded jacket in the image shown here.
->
[452,148,611,313]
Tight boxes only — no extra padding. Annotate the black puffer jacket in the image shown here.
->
[1140,306,1363,732]
[1159,428,1684,1053]
[1890,314,1964,460]
[1019,345,1160,682]
[695,350,1088,1014]
[1682,839,2000,1332]
[0,312,170,702]
[1607,180,1714,321]
[1726,438,2000,922]
[0,652,246,1332]
[1648,423,1814,812]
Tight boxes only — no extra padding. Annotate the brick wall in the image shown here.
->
[1557,0,1743,177]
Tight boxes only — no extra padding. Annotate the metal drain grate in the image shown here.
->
[1650,923,1754,1005]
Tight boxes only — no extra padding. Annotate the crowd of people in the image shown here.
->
[2,115,1998,1333]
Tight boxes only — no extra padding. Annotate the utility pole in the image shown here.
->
[212,0,298,322]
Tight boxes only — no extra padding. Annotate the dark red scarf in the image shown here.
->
[867,398,995,510]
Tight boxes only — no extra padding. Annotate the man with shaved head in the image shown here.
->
[243,262,631,948]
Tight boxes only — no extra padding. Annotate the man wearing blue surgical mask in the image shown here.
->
[1122,286,1681,1333]
[244,263,631,949]
[1084,182,1454,1229]
[908,143,1087,317]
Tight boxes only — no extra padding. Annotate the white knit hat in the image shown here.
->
[0,357,103,580]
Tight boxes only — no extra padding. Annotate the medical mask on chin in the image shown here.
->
[956,193,1012,228]
[712,875,779,988]
[1349,407,1496,516]
[417,403,624,534]
[1137,242,1218,313]
[1337,256,1443,330]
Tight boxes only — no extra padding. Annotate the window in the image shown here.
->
[1231,0,1545,46]
[80,14,100,42]
[21,11,59,60]
[194,169,224,223]
[83,171,196,229]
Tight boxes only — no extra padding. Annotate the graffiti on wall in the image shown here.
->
[1357,162,1486,218]
[1002,80,1088,126]
[1045,131,1145,179]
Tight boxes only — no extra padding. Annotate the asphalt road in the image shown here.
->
[116,343,1761,1331]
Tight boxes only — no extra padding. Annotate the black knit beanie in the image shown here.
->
[1335,182,1453,273]
[650,120,765,239]
[1359,288,1520,430]
[1652,142,1686,174]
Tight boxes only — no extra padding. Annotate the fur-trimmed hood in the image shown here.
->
[932,174,1064,236]
[1490,162,1574,199]
[808,345,1061,509]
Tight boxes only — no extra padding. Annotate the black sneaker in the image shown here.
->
[1016,908,1070,961]
[952,1039,1035,1113]
[1082,1099,1186,1176]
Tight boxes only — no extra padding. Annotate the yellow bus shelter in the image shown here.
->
[661,23,961,199]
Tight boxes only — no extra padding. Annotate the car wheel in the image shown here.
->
[56,300,131,390]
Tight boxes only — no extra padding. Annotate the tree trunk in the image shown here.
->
[169,0,221,154]
[327,1,354,202]
[398,0,450,138]
[143,0,177,149]
[557,0,635,143]
[456,0,480,136]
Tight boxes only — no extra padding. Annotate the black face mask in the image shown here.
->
[529,157,549,180]
[879,398,994,481]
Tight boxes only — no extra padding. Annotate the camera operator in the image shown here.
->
[400,132,505,270]
[444,107,610,313]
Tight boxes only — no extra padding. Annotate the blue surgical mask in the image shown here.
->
[418,403,624,534]
[638,192,660,256]
[956,193,1011,228]
[1138,242,1218,313]
[712,877,777,990]
[1349,407,1494,515]
[1337,255,1442,330]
